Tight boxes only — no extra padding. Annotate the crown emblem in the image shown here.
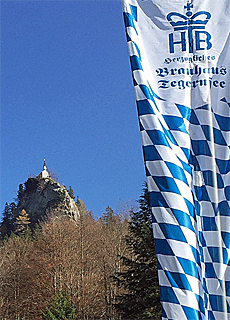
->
[167,2,211,31]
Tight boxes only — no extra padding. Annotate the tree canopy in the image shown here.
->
[114,183,161,320]
[0,182,161,319]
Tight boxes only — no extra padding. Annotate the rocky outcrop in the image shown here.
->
[14,176,79,227]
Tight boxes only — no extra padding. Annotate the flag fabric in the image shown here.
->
[121,0,230,319]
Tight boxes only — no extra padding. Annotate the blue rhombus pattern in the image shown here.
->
[123,3,230,320]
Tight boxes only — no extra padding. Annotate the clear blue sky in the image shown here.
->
[1,0,146,218]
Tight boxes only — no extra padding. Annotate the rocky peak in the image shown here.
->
[14,164,79,227]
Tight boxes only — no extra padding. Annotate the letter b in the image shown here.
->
[195,31,212,51]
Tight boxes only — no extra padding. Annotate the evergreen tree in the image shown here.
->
[68,186,75,200]
[42,291,76,320]
[9,201,17,218]
[114,183,161,320]
[14,209,31,236]
[76,197,92,217]
[17,183,25,202]
[0,202,16,239]
[101,206,114,226]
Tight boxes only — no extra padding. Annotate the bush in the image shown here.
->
[42,291,77,320]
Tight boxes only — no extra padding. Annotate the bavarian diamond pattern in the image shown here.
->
[123,3,230,319]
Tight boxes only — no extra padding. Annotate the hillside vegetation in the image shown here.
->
[0,180,161,320]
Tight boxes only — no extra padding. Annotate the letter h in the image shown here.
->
[169,32,186,53]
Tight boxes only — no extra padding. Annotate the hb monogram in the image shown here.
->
[167,3,212,53]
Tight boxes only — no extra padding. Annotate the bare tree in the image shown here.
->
[0,234,44,319]
[0,202,131,320]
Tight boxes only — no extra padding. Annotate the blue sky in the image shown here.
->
[1,0,146,218]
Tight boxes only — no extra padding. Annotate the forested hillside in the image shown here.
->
[0,182,161,320]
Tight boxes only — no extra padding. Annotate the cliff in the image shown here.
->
[14,176,79,227]
[0,162,80,238]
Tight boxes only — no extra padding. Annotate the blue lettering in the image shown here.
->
[157,78,226,90]
[158,80,170,88]
[220,66,227,75]
[178,80,185,89]
[164,58,171,64]
[220,81,226,88]
[156,68,169,77]
[169,32,186,53]
[195,31,212,51]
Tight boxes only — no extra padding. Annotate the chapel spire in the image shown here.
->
[41,159,50,179]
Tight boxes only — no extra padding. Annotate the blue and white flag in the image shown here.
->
[121,0,230,319]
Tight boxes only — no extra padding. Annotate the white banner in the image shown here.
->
[121,1,230,319]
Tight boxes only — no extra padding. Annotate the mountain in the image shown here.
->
[0,161,79,237]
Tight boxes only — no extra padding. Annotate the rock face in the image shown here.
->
[14,176,79,227]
